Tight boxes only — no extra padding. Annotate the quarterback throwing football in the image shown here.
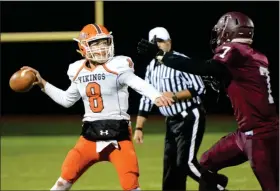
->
[22,24,173,191]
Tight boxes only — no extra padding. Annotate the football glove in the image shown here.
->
[202,76,221,93]
[137,36,161,60]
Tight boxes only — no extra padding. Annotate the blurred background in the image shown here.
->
[1,1,279,190]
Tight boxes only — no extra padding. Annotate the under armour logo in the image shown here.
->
[100,130,109,135]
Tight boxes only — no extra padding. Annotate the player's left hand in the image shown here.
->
[137,38,160,60]
[154,95,174,107]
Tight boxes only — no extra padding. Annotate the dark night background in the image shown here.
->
[1,1,279,116]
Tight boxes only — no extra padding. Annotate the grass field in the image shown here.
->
[1,115,261,190]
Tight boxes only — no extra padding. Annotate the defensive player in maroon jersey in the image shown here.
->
[137,11,279,191]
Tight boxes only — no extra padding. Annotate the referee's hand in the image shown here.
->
[134,129,144,144]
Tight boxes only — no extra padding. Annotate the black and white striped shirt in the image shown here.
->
[138,51,206,117]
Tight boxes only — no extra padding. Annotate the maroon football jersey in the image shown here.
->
[213,42,278,132]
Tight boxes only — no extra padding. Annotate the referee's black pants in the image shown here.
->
[162,107,206,191]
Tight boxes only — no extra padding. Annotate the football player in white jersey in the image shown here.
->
[22,24,173,191]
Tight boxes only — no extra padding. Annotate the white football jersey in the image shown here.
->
[68,56,136,122]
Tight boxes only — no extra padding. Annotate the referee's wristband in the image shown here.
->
[135,127,143,131]
[172,93,179,102]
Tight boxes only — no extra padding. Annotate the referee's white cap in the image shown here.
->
[148,27,171,42]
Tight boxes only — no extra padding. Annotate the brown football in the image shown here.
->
[9,69,36,92]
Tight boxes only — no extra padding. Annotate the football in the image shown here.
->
[9,69,36,92]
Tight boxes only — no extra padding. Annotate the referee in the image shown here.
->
[134,27,227,191]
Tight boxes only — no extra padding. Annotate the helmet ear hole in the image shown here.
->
[81,48,85,56]
[235,19,239,25]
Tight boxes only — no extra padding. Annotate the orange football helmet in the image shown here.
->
[73,24,114,63]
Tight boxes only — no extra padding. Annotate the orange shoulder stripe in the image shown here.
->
[102,64,118,75]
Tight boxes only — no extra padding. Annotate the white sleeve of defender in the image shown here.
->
[118,71,162,103]
[43,82,81,108]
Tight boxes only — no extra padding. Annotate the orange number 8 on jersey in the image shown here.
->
[86,82,104,113]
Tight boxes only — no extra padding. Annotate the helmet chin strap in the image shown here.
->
[87,53,110,64]
[231,38,253,44]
